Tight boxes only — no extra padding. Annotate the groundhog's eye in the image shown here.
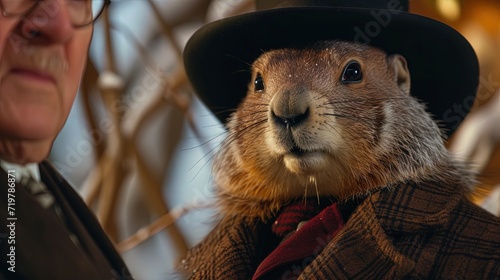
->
[341,61,363,83]
[254,74,265,92]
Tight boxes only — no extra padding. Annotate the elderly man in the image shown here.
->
[0,1,132,279]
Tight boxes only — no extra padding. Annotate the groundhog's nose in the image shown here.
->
[271,89,310,127]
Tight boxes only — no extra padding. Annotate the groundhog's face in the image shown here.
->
[220,41,412,200]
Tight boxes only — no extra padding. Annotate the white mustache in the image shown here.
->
[19,46,68,74]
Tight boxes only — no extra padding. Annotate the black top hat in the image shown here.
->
[184,0,478,136]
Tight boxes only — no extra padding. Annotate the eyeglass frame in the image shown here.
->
[0,0,111,28]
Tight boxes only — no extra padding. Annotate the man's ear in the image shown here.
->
[388,54,411,95]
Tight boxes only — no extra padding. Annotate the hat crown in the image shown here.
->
[256,0,409,11]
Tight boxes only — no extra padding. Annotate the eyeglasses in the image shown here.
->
[0,0,111,28]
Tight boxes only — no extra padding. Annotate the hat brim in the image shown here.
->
[184,7,479,136]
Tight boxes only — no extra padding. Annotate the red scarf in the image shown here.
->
[253,199,346,279]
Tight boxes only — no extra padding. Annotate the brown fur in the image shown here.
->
[212,41,474,221]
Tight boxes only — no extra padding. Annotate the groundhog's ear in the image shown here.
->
[388,54,411,95]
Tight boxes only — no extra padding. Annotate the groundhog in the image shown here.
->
[180,41,500,279]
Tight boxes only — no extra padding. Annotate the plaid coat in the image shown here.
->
[182,180,500,279]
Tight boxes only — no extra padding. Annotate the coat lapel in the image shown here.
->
[39,161,131,279]
[300,191,416,279]
[300,181,464,279]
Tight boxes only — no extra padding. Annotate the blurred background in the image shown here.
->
[48,0,500,279]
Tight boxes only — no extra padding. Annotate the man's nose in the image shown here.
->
[21,0,74,43]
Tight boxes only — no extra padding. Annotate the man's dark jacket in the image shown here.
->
[0,161,132,279]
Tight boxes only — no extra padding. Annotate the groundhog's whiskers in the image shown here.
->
[309,175,320,204]
[320,113,378,122]
[212,108,237,118]
[322,96,410,105]
[189,143,223,181]
[223,118,267,150]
